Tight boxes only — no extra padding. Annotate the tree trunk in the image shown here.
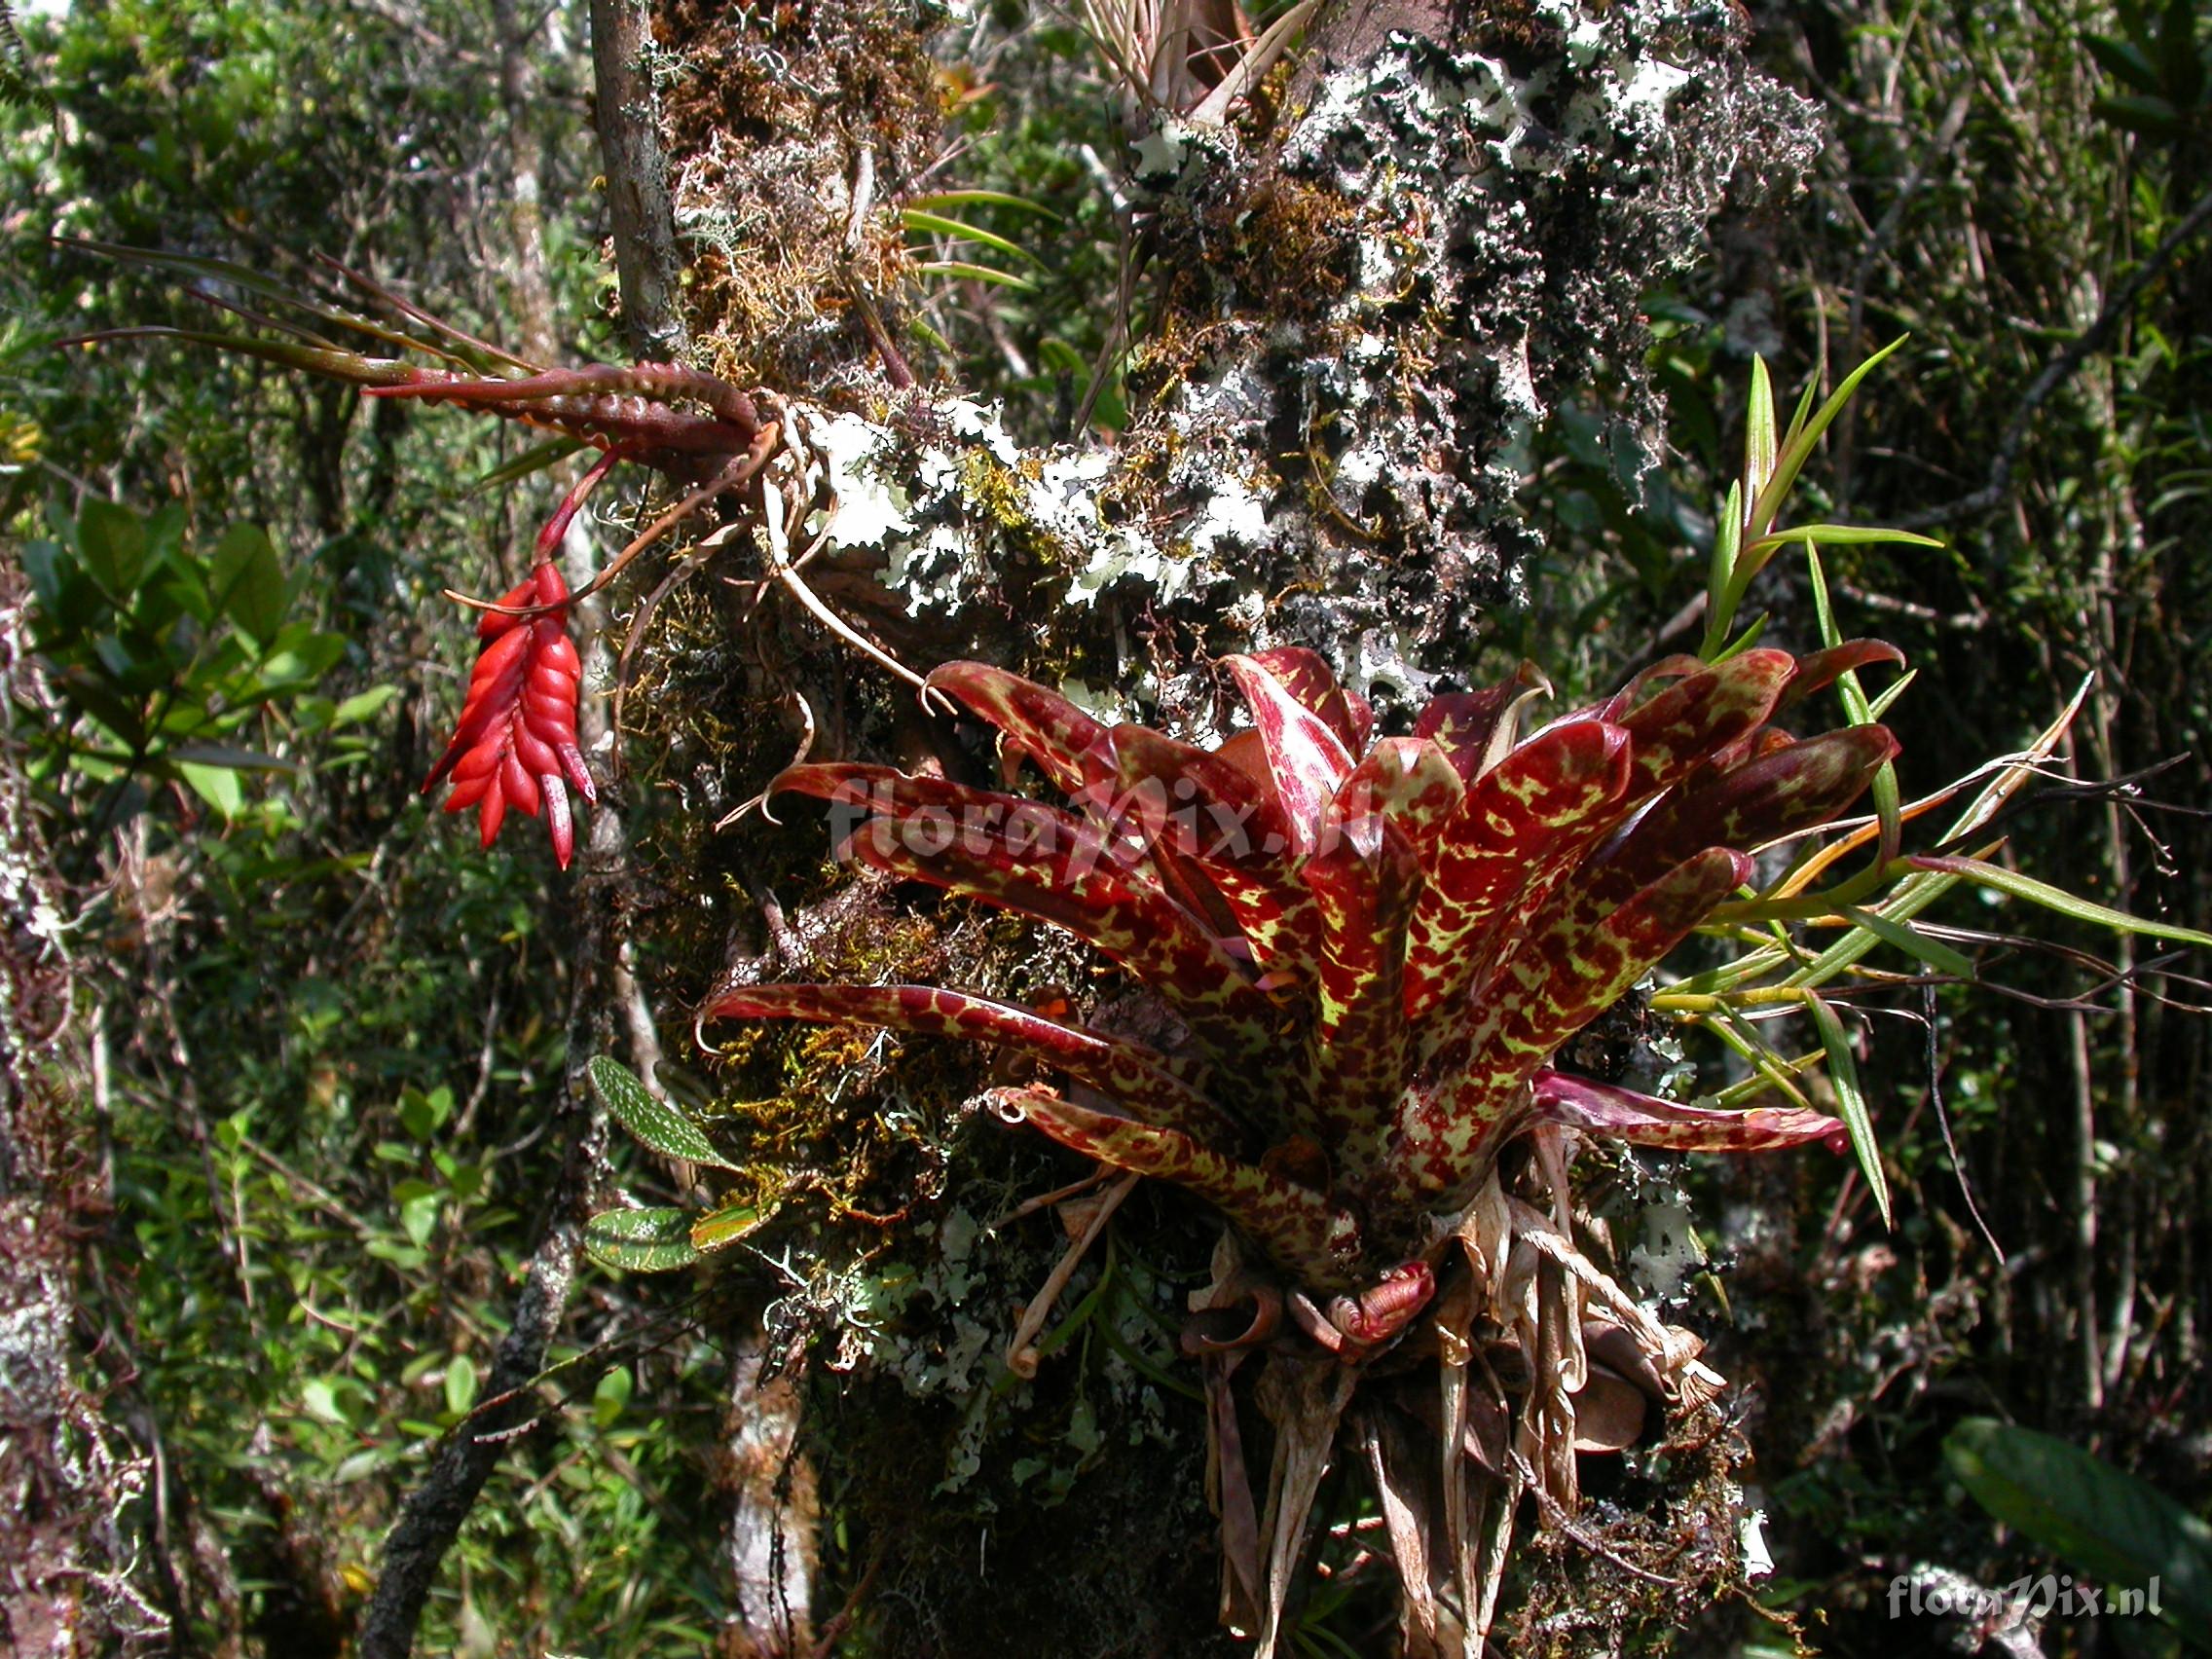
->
[615,0,1823,1648]
[1,559,165,1653]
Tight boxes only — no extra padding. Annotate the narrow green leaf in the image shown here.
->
[1865,667,1917,719]
[1840,906,1974,977]
[906,189,1063,221]
[900,209,1041,264]
[588,1053,739,1170]
[690,1202,763,1252]
[1778,368,1822,452]
[1706,1005,1818,1110]
[1945,1419,2212,1649]
[584,1207,704,1272]
[1748,336,1909,536]
[911,260,1038,291]
[1908,856,2212,948]
[1742,523,1945,556]
[168,741,298,773]
[467,436,583,496]
[1701,480,1745,657]
[2083,32,2163,93]
[1806,545,1902,866]
[2093,93,2185,137]
[1709,611,1769,662]
[77,498,149,597]
[1807,991,1889,1227]
[1744,355,1777,504]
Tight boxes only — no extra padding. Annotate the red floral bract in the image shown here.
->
[421,560,597,867]
[709,644,1896,1285]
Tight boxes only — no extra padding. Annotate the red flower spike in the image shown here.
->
[422,560,598,868]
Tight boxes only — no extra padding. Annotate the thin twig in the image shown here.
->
[1896,186,2212,533]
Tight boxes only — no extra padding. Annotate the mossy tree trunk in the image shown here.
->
[608,0,1824,1650]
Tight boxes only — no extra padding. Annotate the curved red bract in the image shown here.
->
[421,561,598,867]
[704,646,1899,1297]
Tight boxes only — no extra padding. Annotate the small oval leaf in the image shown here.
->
[444,1353,478,1417]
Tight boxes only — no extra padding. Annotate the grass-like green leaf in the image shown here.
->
[589,1053,739,1170]
[906,189,1062,221]
[1839,905,1974,977]
[1702,480,1745,655]
[1806,990,1889,1226]
[468,436,584,496]
[1742,523,1946,556]
[912,259,1038,292]
[1807,547,1901,866]
[1865,667,1917,719]
[1908,855,2212,948]
[1747,336,1910,536]
[584,1207,704,1272]
[1744,355,1778,505]
[901,209,1041,264]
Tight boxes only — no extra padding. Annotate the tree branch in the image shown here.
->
[1895,185,2212,534]
[589,0,688,359]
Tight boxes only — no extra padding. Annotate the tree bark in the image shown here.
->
[589,0,688,361]
[1,559,165,1653]
[621,0,1824,1648]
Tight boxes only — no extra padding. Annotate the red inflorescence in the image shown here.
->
[422,560,597,867]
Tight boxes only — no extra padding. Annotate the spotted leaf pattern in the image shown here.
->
[706,647,1897,1286]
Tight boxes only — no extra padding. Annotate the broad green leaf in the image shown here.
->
[177,758,244,818]
[301,1377,352,1425]
[1908,856,2212,948]
[588,1053,739,1169]
[444,1354,479,1417]
[584,1206,703,1272]
[1945,1419,2212,1649]
[209,522,287,645]
[690,1202,763,1252]
[1807,991,1888,1227]
[77,498,149,597]
[395,1181,441,1247]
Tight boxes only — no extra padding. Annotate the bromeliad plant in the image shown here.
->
[60,240,787,866]
[691,343,2212,1655]
[704,637,1903,1648]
